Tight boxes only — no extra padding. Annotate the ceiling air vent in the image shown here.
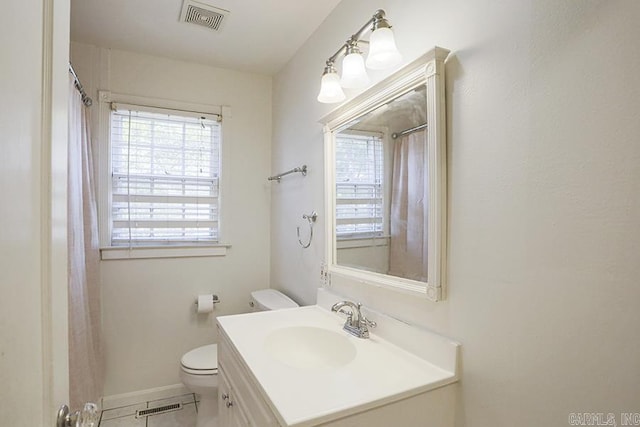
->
[180,0,229,32]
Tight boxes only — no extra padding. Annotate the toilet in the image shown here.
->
[179,289,299,427]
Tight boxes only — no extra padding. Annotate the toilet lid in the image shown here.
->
[251,289,299,310]
[181,344,218,373]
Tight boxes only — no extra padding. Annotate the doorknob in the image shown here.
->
[56,402,99,427]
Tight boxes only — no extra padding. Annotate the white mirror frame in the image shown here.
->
[320,46,449,301]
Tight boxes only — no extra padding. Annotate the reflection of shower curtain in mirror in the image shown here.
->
[389,129,428,282]
[68,75,103,408]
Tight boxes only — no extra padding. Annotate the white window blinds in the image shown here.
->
[335,132,384,238]
[110,105,221,246]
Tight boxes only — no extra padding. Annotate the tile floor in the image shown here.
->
[99,392,207,427]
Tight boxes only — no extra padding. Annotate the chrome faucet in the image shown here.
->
[331,301,377,339]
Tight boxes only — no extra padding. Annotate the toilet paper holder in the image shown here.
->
[194,294,220,306]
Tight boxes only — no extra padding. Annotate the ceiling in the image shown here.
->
[70,0,342,75]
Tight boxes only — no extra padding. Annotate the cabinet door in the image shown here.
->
[220,366,253,427]
[229,401,250,427]
[218,368,231,426]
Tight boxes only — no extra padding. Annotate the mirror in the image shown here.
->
[320,47,449,301]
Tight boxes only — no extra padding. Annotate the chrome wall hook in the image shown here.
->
[302,211,318,222]
[297,211,317,248]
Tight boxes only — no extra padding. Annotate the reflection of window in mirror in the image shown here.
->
[335,128,393,276]
[335,132,384,239]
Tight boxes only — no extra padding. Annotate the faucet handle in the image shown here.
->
[363,317,377,328]
[355,304,375,329]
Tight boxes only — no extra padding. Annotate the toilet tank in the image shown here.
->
[250,289,299,311]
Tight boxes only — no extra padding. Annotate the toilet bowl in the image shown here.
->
[179,344,218,427]
[179,289,299,427]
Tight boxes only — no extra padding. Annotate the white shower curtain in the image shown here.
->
[389,129,428,282]
[68,75,103,408]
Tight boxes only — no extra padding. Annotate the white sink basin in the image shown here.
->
[264,326,357,370]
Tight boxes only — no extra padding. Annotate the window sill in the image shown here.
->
[336,235,389,249]
[100,244,231,260]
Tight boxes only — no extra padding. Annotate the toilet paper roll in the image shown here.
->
[197,294,214,314]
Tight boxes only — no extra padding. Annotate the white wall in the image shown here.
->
[1,0,70,424]
[0,8,45,423]
[337,242,389,275]
[71,43,273,395]
[271,1,640,425]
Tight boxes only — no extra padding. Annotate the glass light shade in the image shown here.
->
[317,71,346,103]
[340,52,370,89]
[366,27,402,70]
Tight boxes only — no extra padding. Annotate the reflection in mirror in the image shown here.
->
[321,47,449,300]
[335,86,428,282]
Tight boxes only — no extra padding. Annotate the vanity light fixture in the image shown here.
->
[317,9,402,103]
[340,41,370,89]
[317,63,346,103]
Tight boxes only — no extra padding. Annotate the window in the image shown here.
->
[335,132,384,238]
[109,104,221,247]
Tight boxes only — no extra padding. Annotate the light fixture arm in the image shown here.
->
[325,9,387,66]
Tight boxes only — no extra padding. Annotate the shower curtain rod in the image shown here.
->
[69,62,93,107]
[392,123,427,139]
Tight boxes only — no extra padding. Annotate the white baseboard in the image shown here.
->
[102,383,190,410]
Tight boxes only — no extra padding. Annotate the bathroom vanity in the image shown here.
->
[216,290,460,427]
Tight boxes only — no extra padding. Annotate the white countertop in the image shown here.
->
[217,304,459,426]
